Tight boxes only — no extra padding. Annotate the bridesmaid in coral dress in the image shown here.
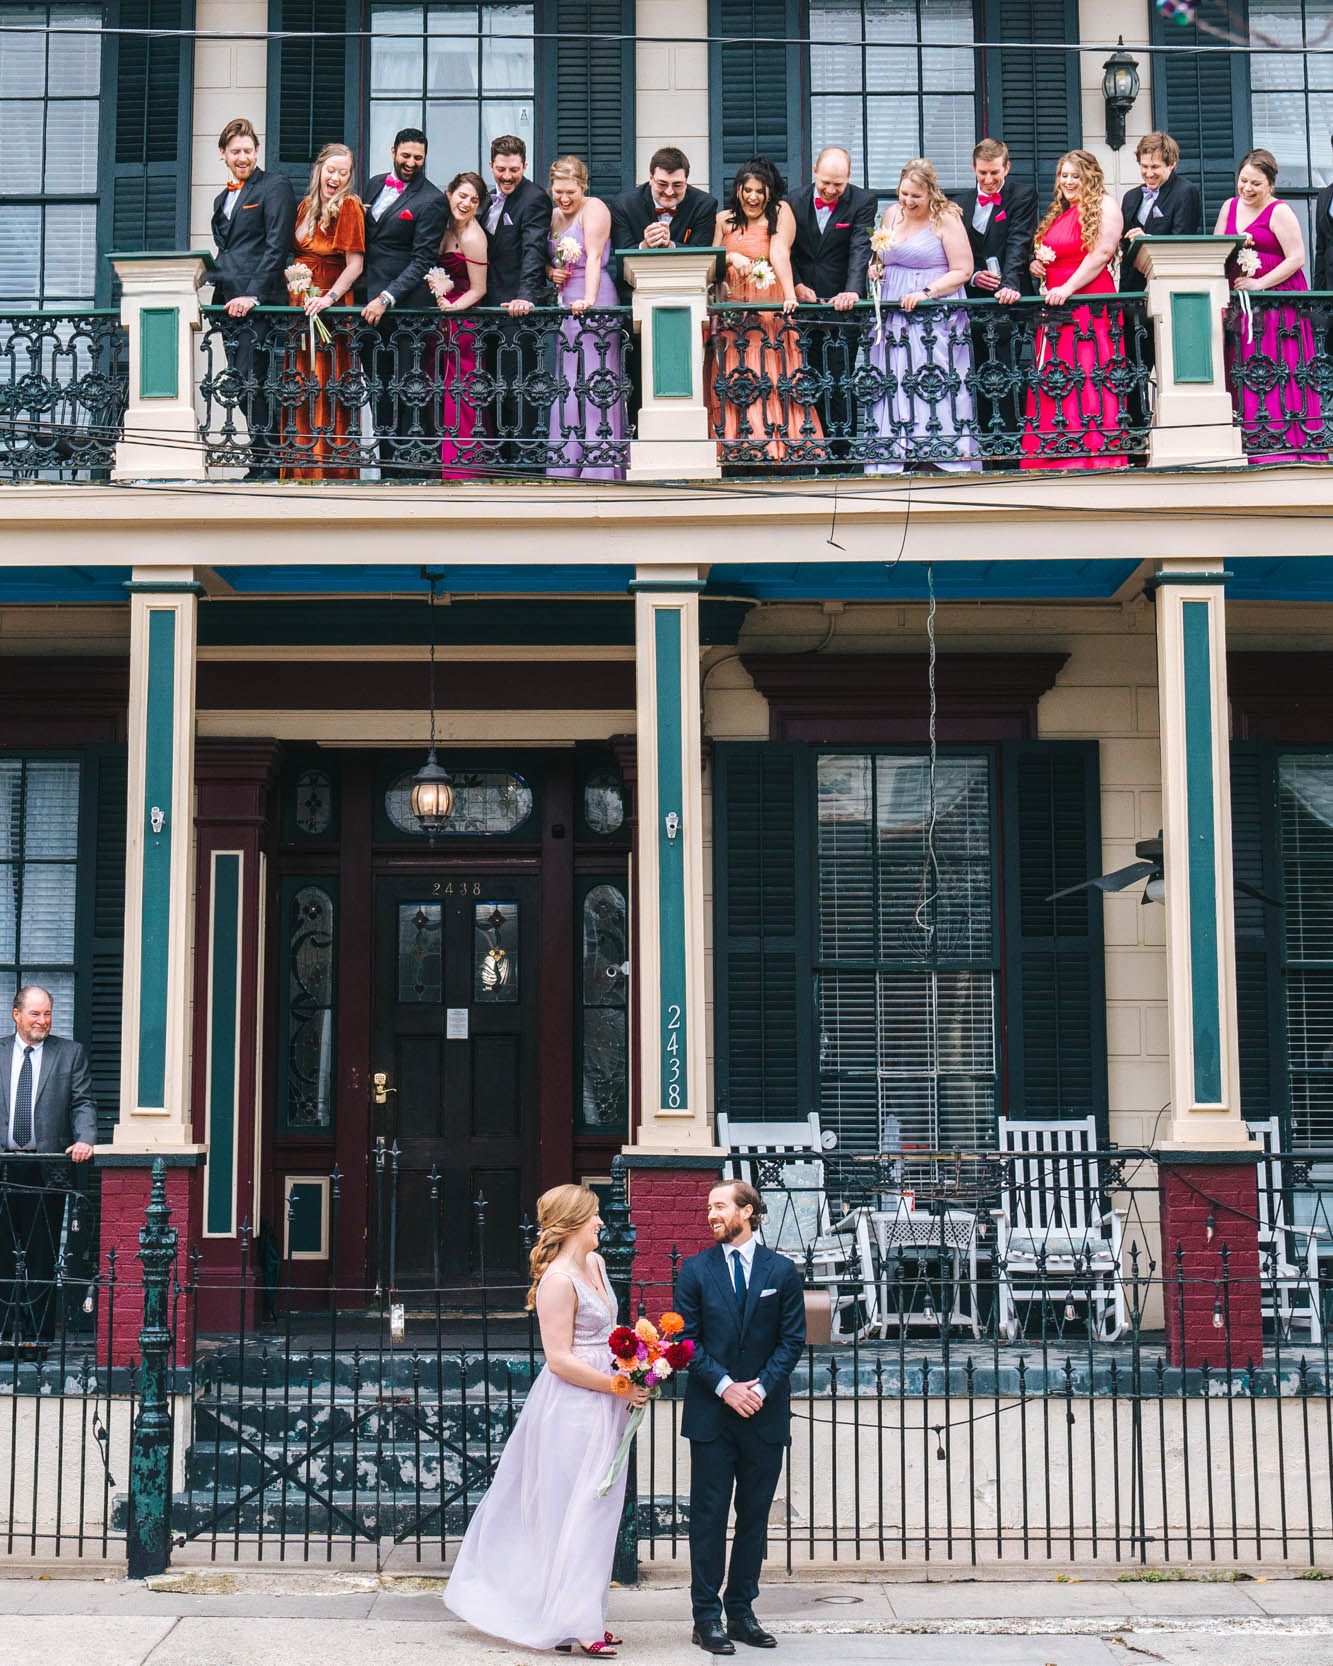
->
[284,143,365,480]
[432,171,490,480]
[1020,150,1127,471]
[705,156,823,466]
[1215,148,1324,462]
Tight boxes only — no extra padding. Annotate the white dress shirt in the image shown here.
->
[815,202,832,234]
[972,199,994,234]
[7,1035,42,1147]
[715,1235,766,1401]
[370,178,404,222]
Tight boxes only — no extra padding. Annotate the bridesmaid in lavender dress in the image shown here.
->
[443,1185,646,1655]
[545,156,627,481]
[1215,147,1324,462]
[865,158,978,475]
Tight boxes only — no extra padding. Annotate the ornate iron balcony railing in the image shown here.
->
[1224,290,1332,463]
[0,310,127,483]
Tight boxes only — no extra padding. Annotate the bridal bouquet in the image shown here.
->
[284,261,332,365]
[595,1312,694,1497]
[424,266,455,309]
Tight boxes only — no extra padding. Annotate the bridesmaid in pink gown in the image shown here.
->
[1021,149,1127,471]
[1215,147,1324,463]
[433,172,489,480]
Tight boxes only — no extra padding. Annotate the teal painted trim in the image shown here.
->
[138,308,179,399]
[1144,571,1233,590]
[123,580,207,595]
[1182,599,1222,1103]
[138,609,176,1107]
[651,306,694,398]
[1170,292,1214,384]
[287,1182,325,1255]
[654,608,688,1112]
[205,853,241,1236]
[628,579,707,593]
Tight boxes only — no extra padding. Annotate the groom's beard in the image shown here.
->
[712,1221,745,1244]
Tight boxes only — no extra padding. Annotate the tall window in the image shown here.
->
[1249,1,1333,251]
[815,752,998,1153]
[0,3,102,305]
[369,3,535,174]
[809,0,977,200]
[0,759,80,1031]
[1278,755,1333,1147]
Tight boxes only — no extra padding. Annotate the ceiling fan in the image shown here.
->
[1046,832,1279,908]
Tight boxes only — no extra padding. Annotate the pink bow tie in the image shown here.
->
[977,192,1002,206]
[386,176,406,192]
[814,196,838,211]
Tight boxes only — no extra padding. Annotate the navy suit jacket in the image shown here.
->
[361,171,448,309]
[1119,172,1204,292]
[674,1241,805,1446]
[210,167,297,306]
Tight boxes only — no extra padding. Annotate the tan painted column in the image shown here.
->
[110,254,211,481]
[623,250,722,481]
[629,566,719,1155]
[1135,236,1245,468]
[1153,559,1250,1149]
[110,568,204,1153]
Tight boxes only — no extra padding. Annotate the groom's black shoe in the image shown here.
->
[726,1612,776,1648]
[692,1620,736,1654]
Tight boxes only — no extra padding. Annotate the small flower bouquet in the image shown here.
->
[424,266,454,309]
[1236,245,1261,279]
[1234,239,1261,337]
[284,261,331,364]
[749,258,776,292]
[554,233,582,269]
[1033,241,1057,299]
[595,1312,694,1497]
[868,224,894,342]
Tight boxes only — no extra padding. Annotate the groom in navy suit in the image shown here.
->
[675,1181,805,1654]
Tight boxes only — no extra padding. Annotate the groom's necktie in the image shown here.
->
[732,1249,747,1308]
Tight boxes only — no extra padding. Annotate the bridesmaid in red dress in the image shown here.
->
[283,143,365,480]
[1020,149,1126,471]
[432,171,490,480]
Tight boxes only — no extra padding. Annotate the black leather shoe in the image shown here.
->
[692,1620,736,1654]
[726,1613,776,1648]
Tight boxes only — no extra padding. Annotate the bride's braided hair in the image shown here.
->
[525,1183,599,1310]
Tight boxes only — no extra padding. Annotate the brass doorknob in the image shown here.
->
[372,1071,397,1106]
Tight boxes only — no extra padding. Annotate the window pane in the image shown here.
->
[480,97,532,157]
[0,760,21,860]
[371,98,419,165]
[372,5,425,93]
[0,99,45,179]
[44,97,99,191]
[0,205,41,301]
[811,96,864,182]
[0,8,45,98]
[427,8,480,94]
[581,1007,626,1127]
[23,760,79,857]
[41,203,97,300]
[0,864,15,960]
[866,98,922,190]
[923,95,977,192]
[47,9,101,93]
[20,863,76,959]
[24,966,74,1033]
[481,5,533,92]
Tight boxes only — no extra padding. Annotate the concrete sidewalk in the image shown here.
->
[1,1570,1333,1665]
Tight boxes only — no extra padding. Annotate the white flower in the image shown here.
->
[1236,247,1261,279]
[1034,242,1057,265]
[652,1358,673,1379]
[555,235,582,267]
[424,266,455,308]
[749,258,775,291]
[870,224,893,256]
[284,261,313,297]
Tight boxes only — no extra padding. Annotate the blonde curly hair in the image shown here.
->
[524,1183,599,1311]
[896,158,961,230]
[1034,149,1105,260]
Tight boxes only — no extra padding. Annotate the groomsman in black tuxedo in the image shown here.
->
[482,134,552,467]
[953,137,1037,455]
[1316,133,1333,293]
[210,116,296,480]
[785,146,876,462]
[359,127,448,477]
[1119,132,1203,293]
[610,146,719,304]
[675,1181,805,1655]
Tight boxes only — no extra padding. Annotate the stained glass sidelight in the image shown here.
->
[282,882,336,1131]
[398,902,443,1003]
[293,767,334,838]
[582,773,625,835]
[474,901,518,1003]
[578,882,627,1130]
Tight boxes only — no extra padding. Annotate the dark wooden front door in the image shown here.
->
[372,874,539,1285]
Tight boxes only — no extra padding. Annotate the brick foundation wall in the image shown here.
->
[98,1165,197,1367]
[1159,1158,1264,1369]
[626,1163,721,1304]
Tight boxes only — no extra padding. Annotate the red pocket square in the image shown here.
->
[397,209,414,220]
[835,221,850,229]
[994,210,1006,222]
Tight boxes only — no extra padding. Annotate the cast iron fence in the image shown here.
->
[0,311,126,481]
[1224,291,1332,461]
[196,305,633,480]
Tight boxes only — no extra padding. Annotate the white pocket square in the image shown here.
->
[760,1288,778,1297]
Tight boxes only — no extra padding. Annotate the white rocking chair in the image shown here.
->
[1250,1116,1323,1346]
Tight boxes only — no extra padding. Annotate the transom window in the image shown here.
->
[0,2,101,305]
[369,2,535,177]
[815,751,998,1154]
[1249,0,1333,251]
[810,0,977,201]
[0,758,80,1029]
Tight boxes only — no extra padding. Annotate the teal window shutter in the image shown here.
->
[711,0,802,194]
[983,0,1081,198]
[1230,742,1285,1134]
[1000,740,1107,1129]
[554,0,635,201]
[713,742,812,1123]
[1150,0,1250,227]
[270,0,358,190]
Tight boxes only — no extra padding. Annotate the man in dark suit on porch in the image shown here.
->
[675,1180,805,1655]
[953,137,1038,454]
[1310,133,1332,292]
[482,134,552,466]
[210,116,297,481]
[1119,131,1204,293]
[359,127,448,477]
[610,147,719,304]
[1,986,96,1345]
[785,145,877,462]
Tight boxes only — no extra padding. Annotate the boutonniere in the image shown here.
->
[397,209,414,221]
[994,209,1006,223]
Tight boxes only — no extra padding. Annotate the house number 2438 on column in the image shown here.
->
[665,1003,684,1108]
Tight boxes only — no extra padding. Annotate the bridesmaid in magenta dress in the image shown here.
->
[433,172,489,480]
[1021,149,1127,471]
[545,156,627,481]
[1215,147,1324,462]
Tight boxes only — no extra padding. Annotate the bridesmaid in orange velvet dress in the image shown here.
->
[284,143,365,480]
[705,156,822,466]
[1020,150,1126,471]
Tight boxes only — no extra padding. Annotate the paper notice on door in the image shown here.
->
[446,1007,469,1040]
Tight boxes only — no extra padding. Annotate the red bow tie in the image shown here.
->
[814,195,838,211]
[226,180,243,191]
[386,176,406,192]
[977,192,1002,206]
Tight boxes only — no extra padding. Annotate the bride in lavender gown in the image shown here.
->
[444,1184,647,1655]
